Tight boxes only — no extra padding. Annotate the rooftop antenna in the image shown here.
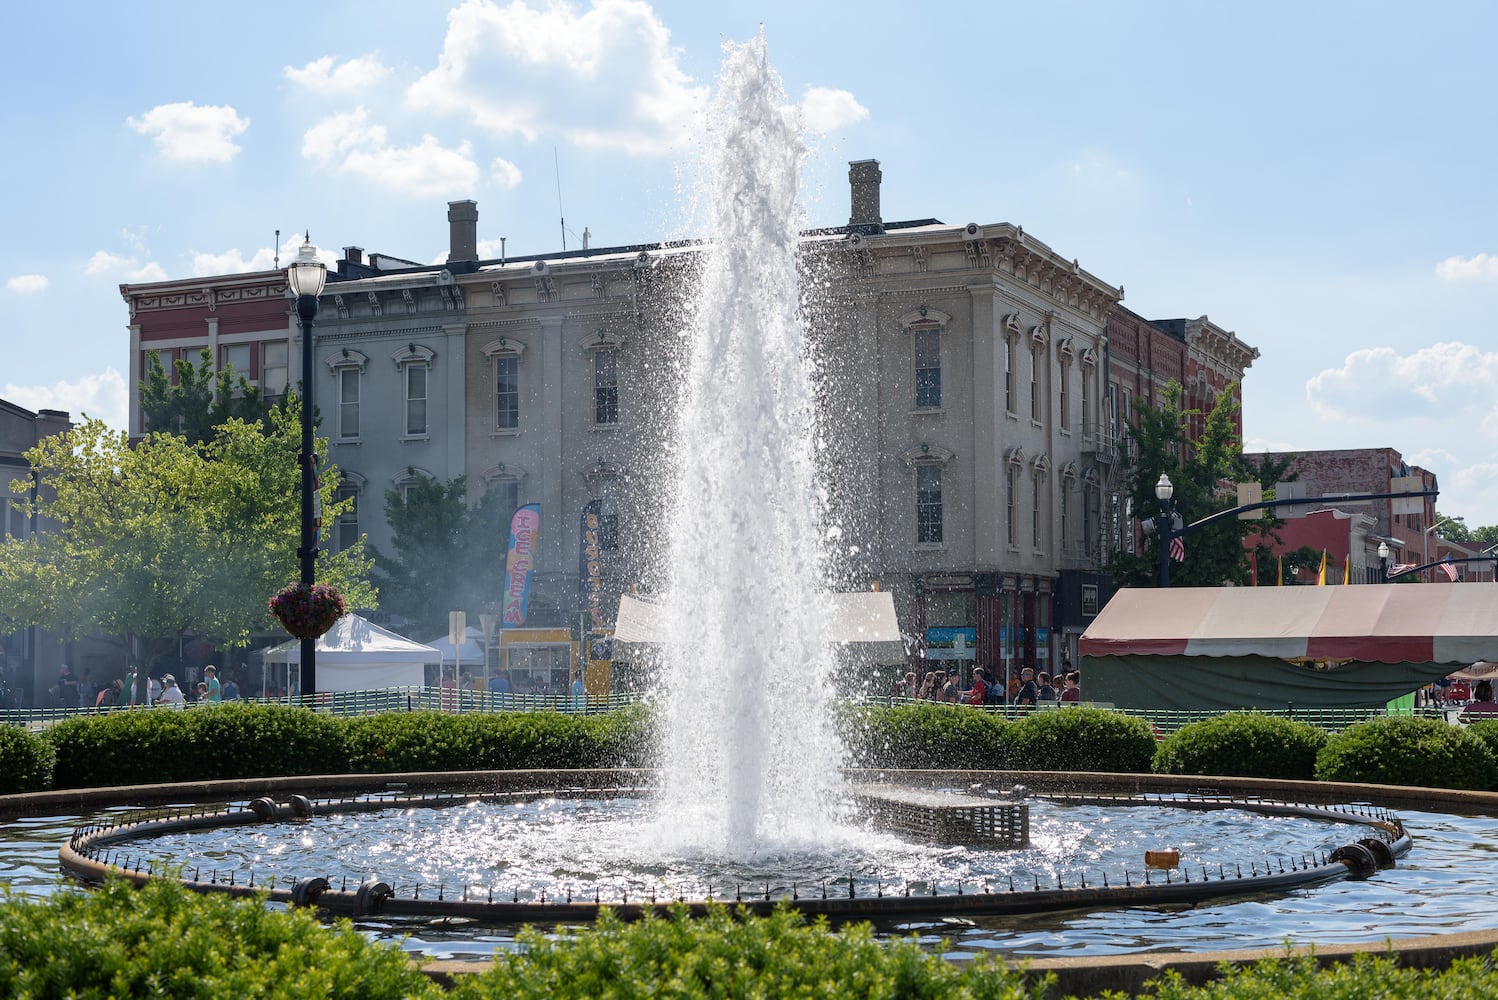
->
[554,146,566,251]
[500,237,507,266]
[274,229,281,269]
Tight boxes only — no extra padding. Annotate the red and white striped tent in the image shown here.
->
[1078,585,1498,711]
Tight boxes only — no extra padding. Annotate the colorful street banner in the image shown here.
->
[924,626,977,661]
[501,503,541,626]
[579,500,606,631]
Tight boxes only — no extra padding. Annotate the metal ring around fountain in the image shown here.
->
[58,781,1413,925]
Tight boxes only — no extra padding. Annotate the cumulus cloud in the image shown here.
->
[801,87,868,132]
[302,109,477,196]
[2,369,129,430]
[85,251,166,282]
[6,274,48,294]
[126,101,249,164]
[1306,342,1498,423]
[1436,253,1498,281]
[490,157,522,189]
[284,54,391,93]
[406,0,706,155]
[192,248,278,275]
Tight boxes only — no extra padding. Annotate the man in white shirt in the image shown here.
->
[155,674,186,709]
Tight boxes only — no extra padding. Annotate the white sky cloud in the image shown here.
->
[3,369,128,430]
[192,248,278,275]
[284,54,391,93]
[85,250,167,282]
[405,0,706,155]
[302,110,477,196]
[5,274,48,294]
[1436,253,1498,281]
[126,101,249,164]
[1306,342,1498,425]
[801,87,868,132]
[490,157,523,189]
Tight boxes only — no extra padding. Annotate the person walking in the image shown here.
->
[155,674,186,709]
[203,665,222,703]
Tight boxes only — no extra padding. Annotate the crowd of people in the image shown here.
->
[45,662,244,712]
[889,662,1083,707]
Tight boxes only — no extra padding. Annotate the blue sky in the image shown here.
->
[5,1,1498,527]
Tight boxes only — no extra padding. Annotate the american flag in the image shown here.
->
[1169,535,1185,563]
[1440,557,1459,582]
[1390,562,1418,576]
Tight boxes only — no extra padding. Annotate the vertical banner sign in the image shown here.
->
[502,503,541,626]
[579,501,605,631]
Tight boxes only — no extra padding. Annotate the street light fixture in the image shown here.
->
[1377,540,1391,584]
[1423,516,1462,583]
[287,234,326,699]
[1155,473,1175,588]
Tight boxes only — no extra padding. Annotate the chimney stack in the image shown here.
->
[343,246,364,266]
[447,200,479,263]
[848,159,884,233]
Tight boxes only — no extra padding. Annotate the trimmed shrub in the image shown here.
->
[1153,713,1328,780]
[0,876,439,999]
[0,726,54,794]
[1467,719,1498,768]
[342,710,478,772]
[44,704,346,789]
[841,702,1012,770]
[1007,708,1157,773]
[455,903,1047,1000]
[1314,716,1498,790]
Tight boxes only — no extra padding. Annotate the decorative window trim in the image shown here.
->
[1055,336,1076,361]
[481,336,528,359]
[392,466,437,498]
[1004,446,1027,468]
[907,316,945,411]
[391,343,436,368]
[1031,453,1051,477]
[1080,347,1098,367]
[1002,313,1023,338]
[480,463,528,488]
[899,306,953,327]
[577,328,623,353]
[325,348,369,372]
[582,457,622,490]
[1028,323,1048,347]
[900,442,955,469]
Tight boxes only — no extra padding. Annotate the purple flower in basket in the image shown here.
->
[269,582,347,639]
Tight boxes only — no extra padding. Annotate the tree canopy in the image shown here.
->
[0,400,375,664]
[1109,382,1286,588]
[140,348,281,444]
[372,476,514,639]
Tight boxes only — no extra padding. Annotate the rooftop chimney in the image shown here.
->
[848,159,884,233]
[343,246,364,266]
[447,200,479,264]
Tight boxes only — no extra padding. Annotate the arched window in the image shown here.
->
[481,337,528,433]
[902,444,954,546]
[325,349,369,442]
[391,344,436,439]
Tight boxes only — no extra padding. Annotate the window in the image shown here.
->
[495,355,519,430]
[1004,337,1016,412]
[261,341,288,400]
[1005,466,1017,546]
[916,464,943,544]
[1032,474,1043,549]
[594,348,619,425]
[1106,382,1118,438]
[913,326,941,408]
[404,363,428,436]
[1080,363,1092,434]
[1060,485,1071,547]
[338,369,360,440]
[221,343,251,397]
[1058,357,1071,430]
[335,486,359,552]
[491,479,520,522]
[1030,343,1043,421]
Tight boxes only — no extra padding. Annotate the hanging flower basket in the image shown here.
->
[269,582,347,639]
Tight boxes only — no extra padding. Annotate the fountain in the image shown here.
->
[35,33,1498,989]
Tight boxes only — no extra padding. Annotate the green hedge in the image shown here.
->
[841,703,1012,770]
[7,880,1498,998]
[0,876,438,999]
[1007,708,1157,773]
[0,726,54,794]
[1314,716,1498,790]
[1153,714,1328,780]
[44,703,346,789]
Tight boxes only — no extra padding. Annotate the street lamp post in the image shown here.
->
[1377,540,1391,584]
[287,235,326,699]
[1155,473,1175,588]
[1423,516,1461,582]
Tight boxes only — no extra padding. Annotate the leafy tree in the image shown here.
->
[0,403,375,695]
[1473,524,1498,548]
[1110,382,1259,587]
[372,476,513,639]
[140,348,278,444]
[1431,511,1470,543]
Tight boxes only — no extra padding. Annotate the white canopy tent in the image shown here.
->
[423,626,487,670]
[260,614,438,693]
